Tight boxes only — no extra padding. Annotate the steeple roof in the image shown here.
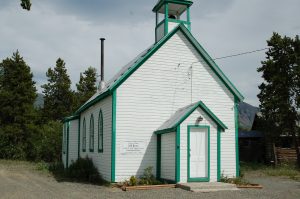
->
[153,0,193,15]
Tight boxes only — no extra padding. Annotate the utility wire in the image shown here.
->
[213,48,269,61]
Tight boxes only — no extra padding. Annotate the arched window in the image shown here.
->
[82,118,86,152]
[89,114,94,152]
[98,110,103,152]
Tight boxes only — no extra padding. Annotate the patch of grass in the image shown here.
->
[220,174,251,185]
[36,161,49,172]
[241,162,300,181]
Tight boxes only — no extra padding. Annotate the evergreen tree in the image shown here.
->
[0,51,37,159]
[20,0,31,11]
[75,67,97,108]
[258,33,300,166]
[42,58,74,121]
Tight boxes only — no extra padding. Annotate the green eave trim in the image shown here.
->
[153,0,193,12]
[154,101,228,134]
[63,115,79,123]
[154,127,177,135]
[75,90,111,114]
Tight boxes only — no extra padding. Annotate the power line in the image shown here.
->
[213,48,269,61]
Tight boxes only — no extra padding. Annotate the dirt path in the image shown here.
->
[0,161,299,199]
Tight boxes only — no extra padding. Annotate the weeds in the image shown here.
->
[220,174,251,185]
[122,167,162,186]
[240,162,300,181]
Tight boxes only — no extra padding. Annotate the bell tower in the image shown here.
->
[153,0,193,42]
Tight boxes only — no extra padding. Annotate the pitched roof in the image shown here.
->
[154,101,228,134]
[75,23,244,114]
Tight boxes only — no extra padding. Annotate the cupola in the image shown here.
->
[153,0,193,42]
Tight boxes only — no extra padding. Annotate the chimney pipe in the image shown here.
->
[100,38,105,82]
[99,38,106,91]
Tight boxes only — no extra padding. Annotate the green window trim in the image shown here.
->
[78,115,81,158]
[98,110,104,153]
[89,114,95,152]
[82,118,86,152]
[187,125,210,182]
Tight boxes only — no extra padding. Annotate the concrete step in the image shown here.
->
[177,182,239,192]
[191,188,240,193]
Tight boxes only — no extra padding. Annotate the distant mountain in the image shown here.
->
[238,102,259,131]
[34,93,44,108]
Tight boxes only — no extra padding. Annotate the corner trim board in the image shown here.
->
[66,122,70,168]
[156,134,161,178]
[111,90,116,182]
[234,97,240,177]
[217,126,221,181]
[175,126,180,183]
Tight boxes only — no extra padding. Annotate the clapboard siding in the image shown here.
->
[180,108,218,182]
[161,132,176,181]
[80,95,112,182]
[68,119,79,166]
[116,31,236,182]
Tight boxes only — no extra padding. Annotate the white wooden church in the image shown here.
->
[62,0,244,183]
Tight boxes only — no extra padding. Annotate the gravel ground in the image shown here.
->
[0,162,299,199]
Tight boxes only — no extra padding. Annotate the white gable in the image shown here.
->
[115,30,237,181]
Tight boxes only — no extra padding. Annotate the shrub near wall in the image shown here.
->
[65,157,105,184]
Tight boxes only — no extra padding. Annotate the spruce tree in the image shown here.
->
[0,51,37,159]
[258,33,300,166]
[20,0,31,11]
[42,58,74,121]
[75,67,97,108]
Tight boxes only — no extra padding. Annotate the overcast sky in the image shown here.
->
[1,0,299,106]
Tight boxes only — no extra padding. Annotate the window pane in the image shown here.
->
[82,119,86,151]
[90,115,94,151]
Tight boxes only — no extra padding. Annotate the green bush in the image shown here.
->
[122,167,162,186]
[129,176,138,186]
[65,157,104,184]
[0,125,27,160]
[139,166,161,185]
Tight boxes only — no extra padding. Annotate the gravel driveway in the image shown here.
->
[0,162,299,199]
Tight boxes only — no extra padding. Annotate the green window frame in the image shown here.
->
[98,110,104,153]
[89,114,94,152]
[82,118,86,152]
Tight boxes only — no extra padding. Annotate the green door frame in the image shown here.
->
[187,125,210,182]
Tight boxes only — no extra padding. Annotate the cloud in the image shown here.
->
[0,0,299,106]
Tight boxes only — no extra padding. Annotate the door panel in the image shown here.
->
[189,127,208,179]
